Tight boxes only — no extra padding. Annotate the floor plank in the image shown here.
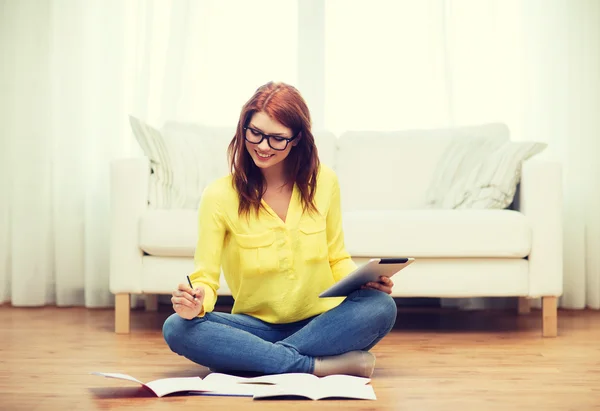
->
[1,304,599,411]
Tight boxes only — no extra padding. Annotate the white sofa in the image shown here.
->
[110,122,562,336]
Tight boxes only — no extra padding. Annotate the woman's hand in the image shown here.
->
[362,276,394,294]
[171,283,205,319]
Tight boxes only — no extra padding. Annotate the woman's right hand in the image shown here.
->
[171,283,205,320]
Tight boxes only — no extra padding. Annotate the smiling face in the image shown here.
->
[244,111,296,172]
[228,81,320,216]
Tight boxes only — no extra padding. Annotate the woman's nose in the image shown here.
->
[258,137,271,151]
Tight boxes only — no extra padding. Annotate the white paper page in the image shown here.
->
[251,375,376,400]
[199,373,257,396]
[144,377,206,397]
[202,373,249,385]
[91,372,144,385]
[315,384,376,400]
[240,373,318,386]
[320,374,371,386]
[191,385,255,397]
[252,384,318,400]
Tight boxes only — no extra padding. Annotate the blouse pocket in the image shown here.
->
[234,230,279,276]
[298,217,328,263]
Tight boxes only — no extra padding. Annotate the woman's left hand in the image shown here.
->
[362,276,394,294]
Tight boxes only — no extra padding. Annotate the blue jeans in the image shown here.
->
[162,289,397,374]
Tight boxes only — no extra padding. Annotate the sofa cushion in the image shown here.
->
[140,208,531,259]
[342,209,531,258]
[139,210,198,257]
[141,256,232,295]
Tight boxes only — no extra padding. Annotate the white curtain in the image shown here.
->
[0,0,298,307]
[324,0,600,309]
[1,0,599,309]
[0,0,135,307]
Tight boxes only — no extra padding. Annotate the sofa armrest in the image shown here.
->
[109,157,150,294]
[518,158,563,297]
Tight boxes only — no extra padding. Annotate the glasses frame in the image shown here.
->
[243,126,298,151]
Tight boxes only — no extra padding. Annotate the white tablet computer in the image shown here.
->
[319,258,415,298]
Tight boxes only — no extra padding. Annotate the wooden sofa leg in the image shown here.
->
[518,297,531,314]
[145,294,158,312]
[542,296,558,337]
[115,293,131,334]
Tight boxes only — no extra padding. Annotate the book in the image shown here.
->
[248,374,377,400]
[91,371,376,400]
[90,372,254,397]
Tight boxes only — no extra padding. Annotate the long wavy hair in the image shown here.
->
[227,82,320,217]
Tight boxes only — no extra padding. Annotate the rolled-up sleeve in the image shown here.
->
[189,185,226,316]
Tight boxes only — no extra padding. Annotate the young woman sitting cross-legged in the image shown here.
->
[162,81,397,377]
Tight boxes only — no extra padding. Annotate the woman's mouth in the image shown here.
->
[255,150,274,160]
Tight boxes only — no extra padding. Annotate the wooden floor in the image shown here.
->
[1,304,599,411]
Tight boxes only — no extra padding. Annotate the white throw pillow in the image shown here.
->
[425,134,509,208]
[128,116,234,209]
[129,116,179,208]
[441,141,547,209]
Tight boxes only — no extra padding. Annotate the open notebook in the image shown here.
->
[91,371,376,400]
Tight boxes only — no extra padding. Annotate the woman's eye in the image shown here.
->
[250,129,261,136]
[273,137,285,142]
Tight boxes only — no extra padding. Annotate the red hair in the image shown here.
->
[227,82,320,217]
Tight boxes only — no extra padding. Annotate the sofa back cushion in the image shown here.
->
[312,129,338,171]
[131,115,512,212]
[335,123,510,211]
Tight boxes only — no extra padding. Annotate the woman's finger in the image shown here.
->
[375,284,392,294]
[380,276,394,289]
[365,281,392,295]
[177,290,196,303]
[172,296,196,308]
[365,282,381,290]
[177,283,195,295]
[173,285,198,303]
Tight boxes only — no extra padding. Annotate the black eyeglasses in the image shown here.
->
[243,126,297,151]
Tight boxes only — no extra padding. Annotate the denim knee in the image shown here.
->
[162,313,187,353]
[364,289,398,333]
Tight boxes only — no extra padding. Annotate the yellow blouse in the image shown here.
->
[188,164,357,324]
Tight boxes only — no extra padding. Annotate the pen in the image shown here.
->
[187,275,198,302]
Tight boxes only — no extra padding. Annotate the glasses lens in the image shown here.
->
[245,128,263,143]
[269,137,288,151]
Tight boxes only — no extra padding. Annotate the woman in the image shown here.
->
[162,82,397,377]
